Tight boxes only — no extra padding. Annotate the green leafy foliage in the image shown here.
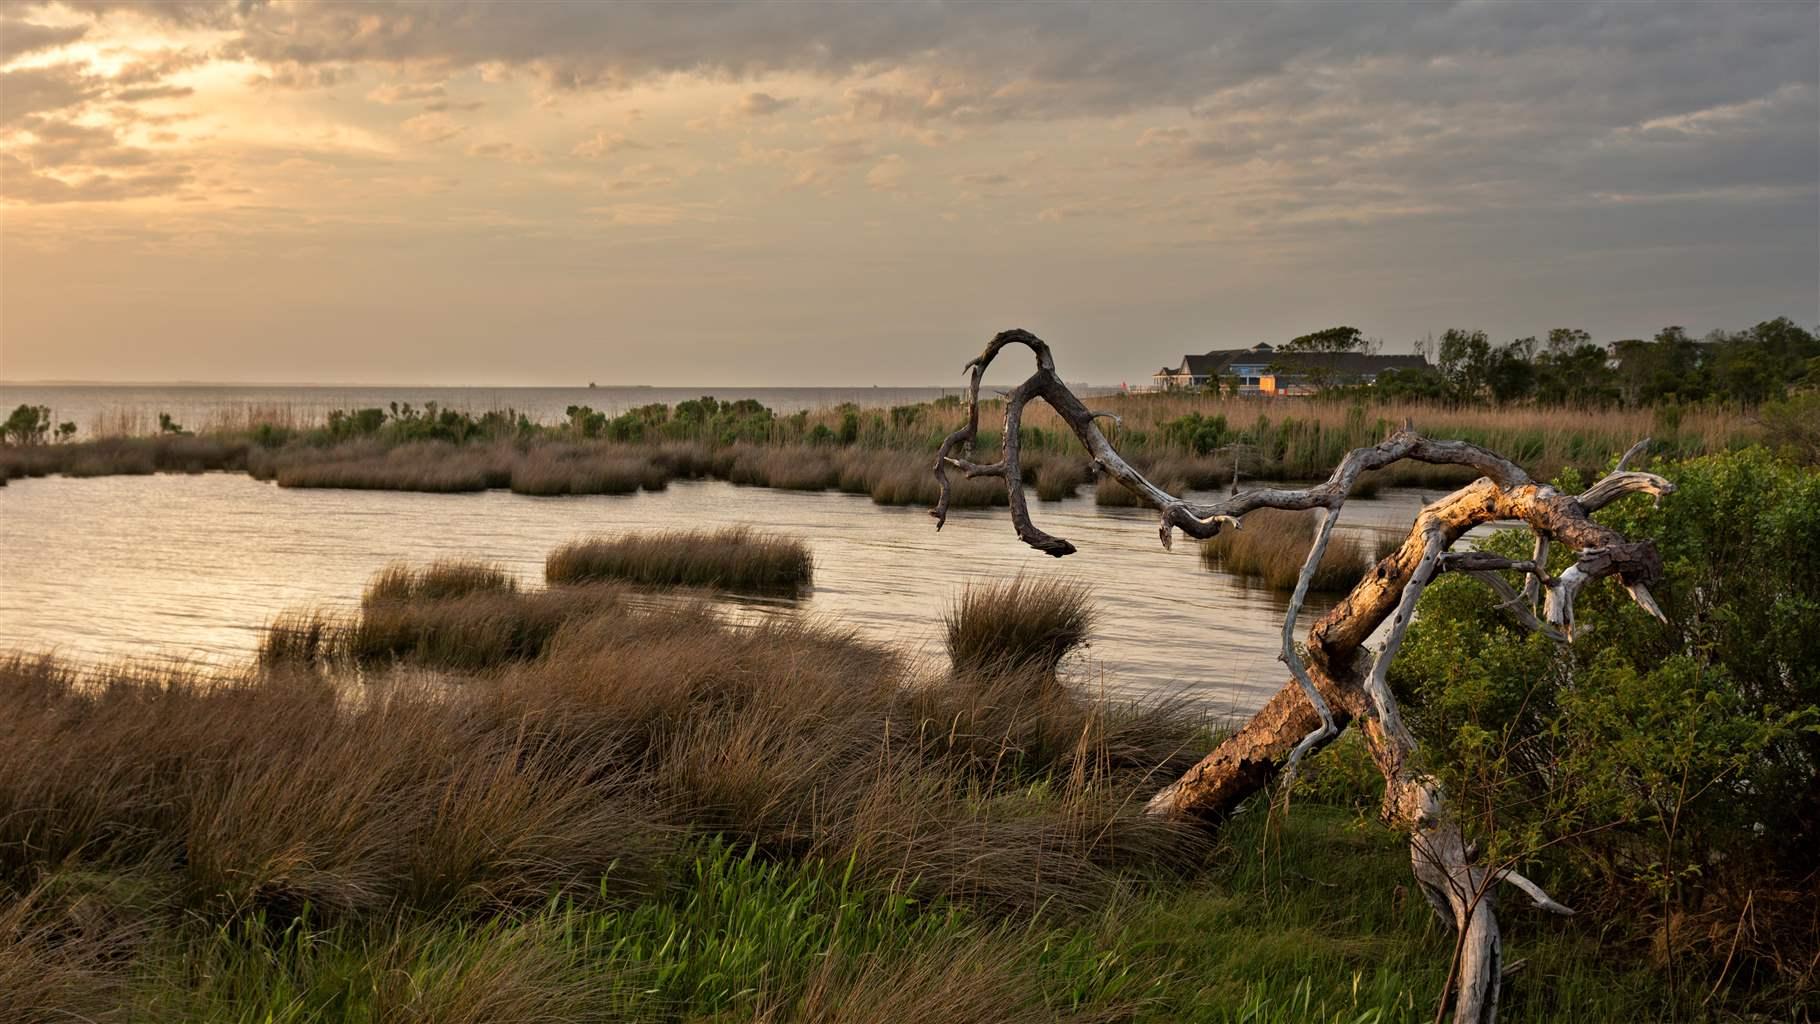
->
[1392,448,1819,988]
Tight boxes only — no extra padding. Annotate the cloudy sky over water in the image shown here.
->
[1,1,1816,386]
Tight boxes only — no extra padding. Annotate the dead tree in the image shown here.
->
[929,330,1673,1024]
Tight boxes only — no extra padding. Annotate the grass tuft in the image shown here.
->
[945,575,1095,677]
[1199,508,1370,593]
[1035,459,1092,501]
[363,560,517,606]
[545,527,813,593]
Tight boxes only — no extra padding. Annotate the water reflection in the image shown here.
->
[0,474,1463,715]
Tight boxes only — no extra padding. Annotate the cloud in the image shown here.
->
[733,91,794,117]
[368,82,448,104]
[400,112,466,144]
[0,64,101,125]
[0,16,87,61]
[572,130,646,158]
[113,85,195,103]
[0,152,190,204]
[864,154,907,194]
[466,140,541,163]
[954,171,1010,187]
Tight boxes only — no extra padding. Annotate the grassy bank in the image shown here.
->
[3,539,1789,1022]
[1,390,1774,508]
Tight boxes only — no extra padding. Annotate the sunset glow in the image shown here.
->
[3,1,1816,384]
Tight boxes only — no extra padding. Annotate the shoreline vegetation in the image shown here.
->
[3,536,1772,1023]
[0,388,1795,506]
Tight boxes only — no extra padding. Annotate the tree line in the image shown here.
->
[1264,317,1818,407]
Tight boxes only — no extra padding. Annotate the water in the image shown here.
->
[0,384,1106,439]
[0,473,1455,715]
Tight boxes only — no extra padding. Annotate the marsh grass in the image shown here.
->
[728,448,840,491]
[945,576,1095,678]
[1199,509,1371,592]
[268,441,509,492]
[262,585,634,671]
[0,548,1759,1021]
[0,877,141,1024]
[546,527,813,593]
[510,448,667,496]
[1,575,1213,1009]
[0,435,249,482]
[1095,474,1185,508]
[363,559,517,606]
[1035,458,1092,501]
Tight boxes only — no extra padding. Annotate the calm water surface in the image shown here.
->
[0,475,1459,714]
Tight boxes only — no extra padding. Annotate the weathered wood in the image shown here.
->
[930,330,1676,1024]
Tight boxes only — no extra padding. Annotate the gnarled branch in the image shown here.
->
[929,330,1676,1024]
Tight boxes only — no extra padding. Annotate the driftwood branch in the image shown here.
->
[929,329,1677,1024]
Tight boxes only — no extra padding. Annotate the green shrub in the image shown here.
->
[1391,447,1820,990]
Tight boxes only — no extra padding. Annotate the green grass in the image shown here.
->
[59,813,1689,1024]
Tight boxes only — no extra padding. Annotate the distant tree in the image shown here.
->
[1281,325,1368,355]
[1544,327,1592,358]
[1485,342,1537,404]
[1436,328,1492,402]
[2,404,51,445]
[1535,343,1619,406]
[1274,326,1377,392]
[1372,366,1449,402]
[56,421,76,443]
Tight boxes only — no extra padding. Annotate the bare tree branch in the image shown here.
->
[928,330,1677,1024]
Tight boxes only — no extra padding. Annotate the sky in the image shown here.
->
[1,1,1816,387]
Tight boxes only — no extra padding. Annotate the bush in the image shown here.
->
[1391,447,1820,991]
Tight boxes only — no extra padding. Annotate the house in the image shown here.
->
[1152,343,1430,395]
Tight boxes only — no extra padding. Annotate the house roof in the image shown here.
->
[1178,348,1254,376]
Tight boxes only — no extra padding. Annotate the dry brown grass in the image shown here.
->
[509,447,667,496]
[263,584,634,670]
[1198,508,1371,592]
[0,877,141,1024]
[945,576,1094,677]
[546,527,814,593]
[364,559,518,606]
[728,448,841,491]
[865,453,1009,508]
[1034,458,1092,501]
[0,435,250,482]
[267,441,512,492]
[2,565,1214,934]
